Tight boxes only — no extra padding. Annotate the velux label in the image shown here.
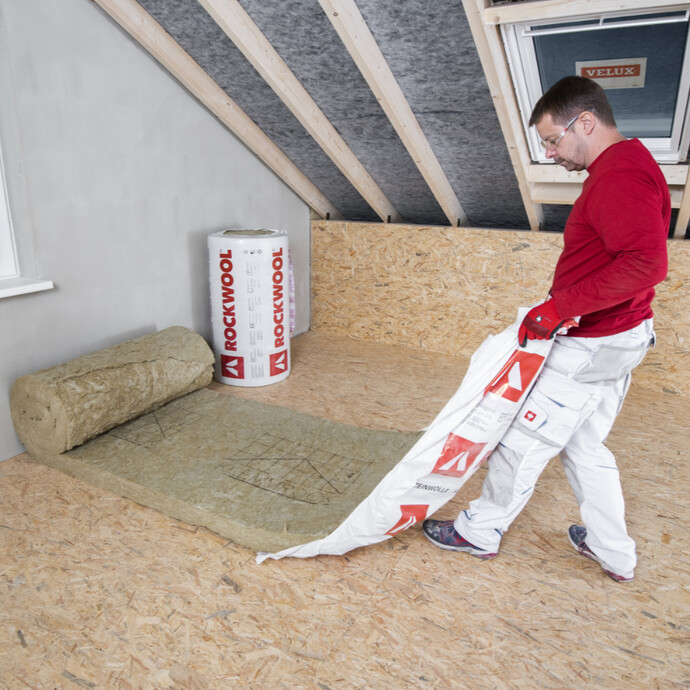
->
[576,58,647,89]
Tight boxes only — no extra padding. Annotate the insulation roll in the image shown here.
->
[208,229,290,387]
[10,326,214,457]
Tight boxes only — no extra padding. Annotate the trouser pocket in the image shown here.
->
[515,368,599,446]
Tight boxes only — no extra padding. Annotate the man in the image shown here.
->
[422,76,670,583]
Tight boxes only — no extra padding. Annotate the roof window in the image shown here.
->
[502,8,690,163]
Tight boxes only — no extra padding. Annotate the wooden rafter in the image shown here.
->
[197,0,402,223]
[90,0,341,220]
[485,0,690,25]
[462,0,543,230]
[318,0,469,227]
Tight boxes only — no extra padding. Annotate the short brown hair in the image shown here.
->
[529,76,616,128]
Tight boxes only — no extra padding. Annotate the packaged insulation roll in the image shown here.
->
[257,308,577,562]
[208,229,290,387]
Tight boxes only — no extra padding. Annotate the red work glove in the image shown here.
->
[518,299,565,347]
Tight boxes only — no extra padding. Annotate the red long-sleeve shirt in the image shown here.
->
[550,138,670,337]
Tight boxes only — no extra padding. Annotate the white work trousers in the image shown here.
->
[455,319,655,577]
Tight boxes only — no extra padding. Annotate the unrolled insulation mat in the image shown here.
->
[30,389,421,552]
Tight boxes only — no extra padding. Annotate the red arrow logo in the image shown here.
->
[270,349,289,375]
[221,354,245,379]
[484,350,545,403]
[432,433,487,478]
[386,504,429,536]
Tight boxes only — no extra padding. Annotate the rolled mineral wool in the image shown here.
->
[10,326,214,457]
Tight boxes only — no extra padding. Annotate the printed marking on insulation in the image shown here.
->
[414,482,451,494]
[107,398,203,446]
[219,250,238,352]
[221,434,366,504]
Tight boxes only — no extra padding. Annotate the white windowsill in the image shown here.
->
[0,275,54,298]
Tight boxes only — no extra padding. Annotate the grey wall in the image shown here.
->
[0,0,310,460]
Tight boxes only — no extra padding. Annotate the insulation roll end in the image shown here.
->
[10,326,215,457]
[10,376,70,457]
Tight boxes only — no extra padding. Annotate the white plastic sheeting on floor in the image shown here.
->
[257,308,557,562]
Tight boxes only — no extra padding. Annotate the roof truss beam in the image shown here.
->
[91,0,341,219]
[319,0,469,227]
[462,0,543,230]
[197,0,402,223]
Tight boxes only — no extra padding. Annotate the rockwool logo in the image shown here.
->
[386,504,429,536]
[218,250,237,353]
[221,354,244,380]
[272,248,286,349]
[484,350,544,403]
[432,433,487,478]
[269,349,289,376]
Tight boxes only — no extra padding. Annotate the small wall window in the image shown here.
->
[502,9,690,163]
[0,139,53,298]
[0,145,18,279]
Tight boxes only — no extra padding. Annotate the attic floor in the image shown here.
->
[1,332,688,688]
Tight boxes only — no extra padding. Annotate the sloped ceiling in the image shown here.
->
[96,0,570,230]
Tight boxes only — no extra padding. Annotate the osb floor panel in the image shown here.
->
[1,332,688,689]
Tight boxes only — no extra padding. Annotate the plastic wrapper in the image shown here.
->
[208,229,290,387]
[257,308,562,563]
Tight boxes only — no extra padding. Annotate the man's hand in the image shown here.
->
[518,299,565,347]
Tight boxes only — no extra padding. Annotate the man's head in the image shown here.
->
[529,76,622,171]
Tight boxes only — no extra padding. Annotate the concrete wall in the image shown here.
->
[0,0,310,460]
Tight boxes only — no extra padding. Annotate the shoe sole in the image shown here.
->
[567,530,634,583]
[423,530,497,559]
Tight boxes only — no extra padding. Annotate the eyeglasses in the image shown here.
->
[539,114,579,150]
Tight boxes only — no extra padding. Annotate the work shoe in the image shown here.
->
[567,525,634,583]
[422,519,498,559]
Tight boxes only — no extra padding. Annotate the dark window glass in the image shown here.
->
[534,20,689,137]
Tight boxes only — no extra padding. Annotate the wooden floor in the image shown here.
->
[1,332,688,688]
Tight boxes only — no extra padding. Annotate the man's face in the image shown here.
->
[536,113,586,172]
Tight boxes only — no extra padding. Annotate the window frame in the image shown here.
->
[0,142,18,280]
[0,138,53,298]
[501,7,690,164]
[0,34,54,299]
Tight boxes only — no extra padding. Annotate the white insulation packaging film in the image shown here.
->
[257,308,565,563]
[209,229,290,387]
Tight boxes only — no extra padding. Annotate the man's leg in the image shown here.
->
[451,431,560,553]
[560,320,654,579]
[561,373,637,578]
[426,340,603,554]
